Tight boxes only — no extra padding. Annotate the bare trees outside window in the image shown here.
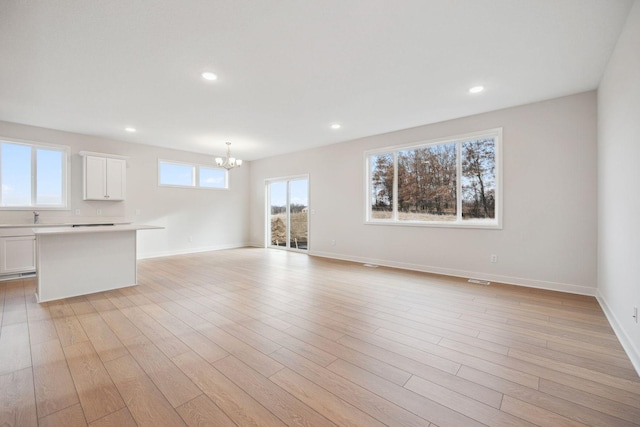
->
[366,129,501,228]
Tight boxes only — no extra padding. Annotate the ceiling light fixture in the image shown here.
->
[469,86,484,94]
[125,127,136,132]
[215,142,243,170]
[202,72,218,81]
[330,123,341,129]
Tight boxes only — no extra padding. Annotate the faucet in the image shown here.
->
[33,211,39,224]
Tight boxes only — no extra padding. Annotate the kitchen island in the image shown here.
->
[34,224,162,302]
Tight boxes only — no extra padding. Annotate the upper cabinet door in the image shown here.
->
[83,155,127,200]
[84,155,107,200]
[105,158,126,200]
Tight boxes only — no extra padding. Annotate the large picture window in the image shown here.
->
[0,139,69,209]
[366,128,501,228]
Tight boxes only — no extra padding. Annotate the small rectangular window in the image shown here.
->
[199,167,227,189]
[158,160,228,189]
[370,153,394,220]
[366,128,501,228]
[0,139,69,209]
[159,161,195,187]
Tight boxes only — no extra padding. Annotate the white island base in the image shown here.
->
[34,225,160,303]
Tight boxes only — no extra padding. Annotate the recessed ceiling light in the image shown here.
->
[469,86,484,94]
[125,127,136,132]
[202,72,217,81]
[330,123,341,129]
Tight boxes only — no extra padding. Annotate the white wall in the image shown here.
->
[250,91,598,295]
[0,121,250,257]
[597,0,640,372]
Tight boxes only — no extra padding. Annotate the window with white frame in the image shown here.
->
[366,128,501,228]
[158,160,227,189]
[0,139,69,209]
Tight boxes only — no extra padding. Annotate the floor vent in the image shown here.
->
[363,263,379,268]
[468,279,491,285]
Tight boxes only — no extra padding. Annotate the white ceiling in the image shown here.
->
[0,0,634,161]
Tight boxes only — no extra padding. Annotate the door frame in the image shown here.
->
[265,174,310,252]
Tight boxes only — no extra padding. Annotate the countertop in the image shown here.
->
[0,218,132,228]
[33,224,163,235]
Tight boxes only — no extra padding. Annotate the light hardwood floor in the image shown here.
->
[1,248,639,426]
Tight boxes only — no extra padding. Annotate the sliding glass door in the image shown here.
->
[267,176,309,251]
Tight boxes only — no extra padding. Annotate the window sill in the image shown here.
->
[364,219,502,230]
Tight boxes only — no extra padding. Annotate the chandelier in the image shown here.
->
[215,142,243,170]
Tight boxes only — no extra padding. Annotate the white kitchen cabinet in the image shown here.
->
[0,235,36,274]
[82,152,127,200]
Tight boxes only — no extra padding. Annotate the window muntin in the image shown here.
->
[0,140,69,209]
[158,160,228,189]
[366,129,501,228]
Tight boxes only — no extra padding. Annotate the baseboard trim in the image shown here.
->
[137,243,251,260]
[308,250,597,296]
[596,291,640,375]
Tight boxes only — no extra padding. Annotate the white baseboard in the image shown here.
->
[308,250,597,296]
[596,291,640,375]
[137,242,251,260]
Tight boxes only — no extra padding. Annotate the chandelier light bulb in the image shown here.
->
[216,142,242,170]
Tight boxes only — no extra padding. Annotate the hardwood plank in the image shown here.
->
[94,306,142,342]
[0,367,37,427]
[89,407,137,427]
[326,356,487,427]
[214,355,337,426]
[270,368,387,427]
[501,395,589,427]
[508,348,640,394]
[0,322,31,375]
[52,311,89,347]
[198,325,284,377]
[103,354,187,426]
[63,340,125,422]
[122,334,202,407]
[405,374,533,426]
[271,347,439,427]
[1,300,27,325]
[28,319,58,346]
[119,305,191,358]
[77,313,128,363]
[373,327,540,388]
[176,394,236,427]
[338,333,461,375]
[172,350,287,427]
[457,365,637,427]
[31,339,79,418]
[240,318,338,367]
[178,331,229,363]
[285,324,412,385]
[38,403,87,427]
[538,379,640,424]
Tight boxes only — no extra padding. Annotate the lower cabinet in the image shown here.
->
[0,235,36,274]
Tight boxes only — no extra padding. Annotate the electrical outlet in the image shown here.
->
[135,209,141,215]
[331,239,336,246]
[634,306,638,323]
[74,209,81,216]
[188,236,193,243]
[490,254,498,263]
[96,209,102,215]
